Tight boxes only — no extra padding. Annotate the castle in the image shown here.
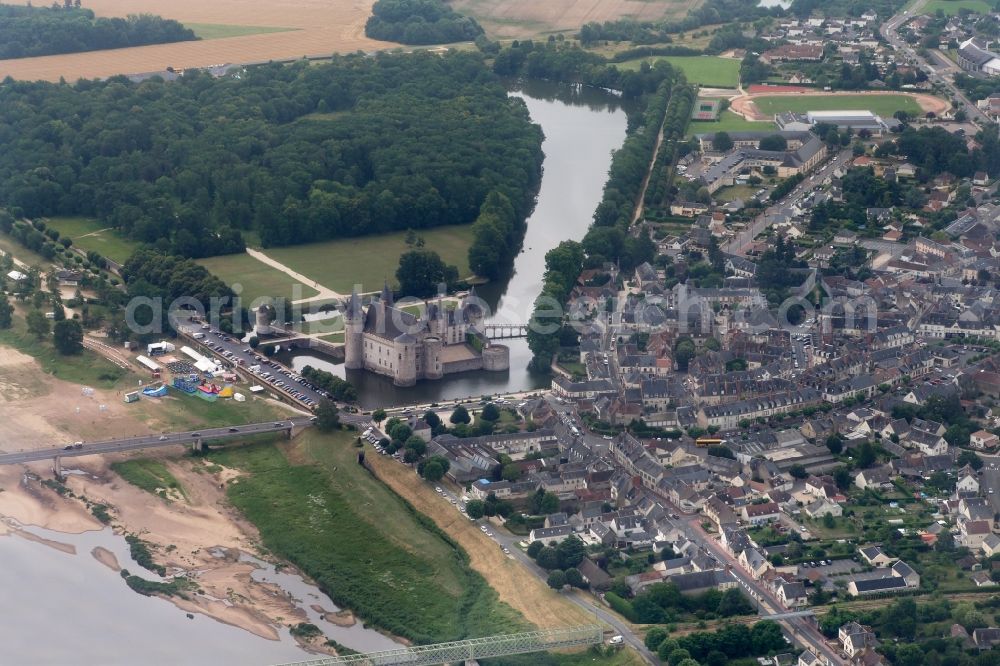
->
[344,285,510,386]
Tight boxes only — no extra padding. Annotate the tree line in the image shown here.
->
[519,53,685,370]
[0,52,543,258]
[0,4,195,59]
[365,0,483,45]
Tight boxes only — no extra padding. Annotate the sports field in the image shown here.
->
[450,0,699,39]
[923,0,992,14]
[185,23,298,40]
[751,94,924,117]
[195,253,319,304]
[262,225,476,294]
[0,0,390,82]
[45,216,140,265]
[687,110,774,136]
[618,56,740,88]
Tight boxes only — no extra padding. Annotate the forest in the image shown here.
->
[0,4,195,59]
[364,0,483,45]
[0,52,543,258]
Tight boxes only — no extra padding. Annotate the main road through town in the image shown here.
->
[882,0,990,124]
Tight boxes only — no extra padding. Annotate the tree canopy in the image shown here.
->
[365,0,483,45]
[0,5,195,60]
[0,52,543,258]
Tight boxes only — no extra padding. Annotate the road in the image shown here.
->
[0,418,315,466]
[722,148,854,256]
[977,453,1000,515]
[667,510,846,665]
[882,1,990,124]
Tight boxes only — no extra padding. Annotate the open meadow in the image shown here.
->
[45,216,139,265]
[261,225,476,295]
[195,253,319,304]
[209,430,526,643]
[0,0,391,82]
[450,0,701,39]
[617,55,740,87]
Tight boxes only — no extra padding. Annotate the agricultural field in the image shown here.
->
[208,430,526,644]
[195,253,319,304]
[618,55,740,87]
[261,225,476,294]
[923,0,993,14]
[45,216,139,265]
[751,94,924,117]
[450,0,699,39]
[686,110,775,136]
[184,23,297,40]
[0,0,389,82]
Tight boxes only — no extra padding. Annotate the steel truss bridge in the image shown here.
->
[276,625,604,666]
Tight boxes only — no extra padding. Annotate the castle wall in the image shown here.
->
[442,357,484,375]
[482,345,510,372]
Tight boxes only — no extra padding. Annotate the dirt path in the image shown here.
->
[729,90,951,121]
[244,249,345,304]
[366,452,594,630]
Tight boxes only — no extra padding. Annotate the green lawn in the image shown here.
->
[0,314,131,389]
[195,253,319,304]
[185,23,297,40]
[262,225,477,294]
[208,430,525,644]
[687,110,775,136]
[713,184,759,203]
[923,0,992,14]
[44,216,140,265]
[752,94,924,117]
[110,459,187,502]
[618,56,740,88]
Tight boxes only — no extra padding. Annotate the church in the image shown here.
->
[344,285,510,386]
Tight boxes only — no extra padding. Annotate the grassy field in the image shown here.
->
[0,315,131,389]
[923,0,992,14]
[110,459,187,502]
[44,216,140,265]
[687,110,775,136]
[195,253,319,304]
[262,225,476,294]
[618,56,740,87]
[208,430,525,644]
[482,647,647,665]
[128,391,292,433]
[713,184,759,203]
[186,23,297,40]
[752,94,923,117]
[0,233,52,269]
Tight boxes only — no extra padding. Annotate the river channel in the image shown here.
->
[279,80,632,408]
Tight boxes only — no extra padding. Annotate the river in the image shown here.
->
[0,520,397,664]
[279,80,632,408]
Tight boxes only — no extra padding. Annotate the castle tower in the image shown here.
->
[376,281,393,329]
[462,285,484,329]
[424,336,443,380]
[393,333,417,387]
[255,304,271,336]
[344,288,364,370]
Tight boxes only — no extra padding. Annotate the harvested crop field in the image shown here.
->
[0,0,392,82]
[451,0,702,39]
